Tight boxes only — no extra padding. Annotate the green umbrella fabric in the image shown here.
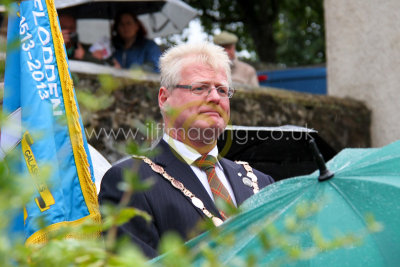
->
[159,140,400,266]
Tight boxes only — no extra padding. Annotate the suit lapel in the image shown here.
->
[219,158,253,206]
[153,140,222,219]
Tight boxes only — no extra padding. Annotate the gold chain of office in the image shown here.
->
[134,155,259,227]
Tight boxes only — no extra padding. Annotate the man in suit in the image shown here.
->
[98,42,274,258]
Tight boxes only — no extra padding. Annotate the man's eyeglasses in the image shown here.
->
[175,83,235,98]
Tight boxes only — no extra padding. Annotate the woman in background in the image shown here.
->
[111,11,161,72]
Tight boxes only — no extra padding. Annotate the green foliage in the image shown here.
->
[214,198,241,218]
[183,0,325,66]
[1,0,13,7]
[177,199,383,266]
[101,203,151,232]
[157,233,192,267]
[274,1,325,66]
[0,59,4,83]
[0,138,385,266]
[0,74,383,266]
[75,74,116,112]
[76,90,114,112]
[98,74,122,94]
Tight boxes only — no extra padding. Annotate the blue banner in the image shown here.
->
[3,0,100,244]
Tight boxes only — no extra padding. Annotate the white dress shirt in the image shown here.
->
[163,133,237,207]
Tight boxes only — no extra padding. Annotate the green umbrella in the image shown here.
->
[155,140,400,266]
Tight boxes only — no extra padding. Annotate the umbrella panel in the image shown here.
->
[57,2,165,19]
[56,0,197,39]
[186,176,398,266]
[180,141,400,266]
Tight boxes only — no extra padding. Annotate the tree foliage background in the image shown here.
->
[184,0,325,67]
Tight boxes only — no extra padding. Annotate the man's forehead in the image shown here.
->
[180,63,227,83]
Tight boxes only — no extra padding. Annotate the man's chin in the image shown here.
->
[185,123,225,142]
[197,115,226,127]
[197,119,226,131]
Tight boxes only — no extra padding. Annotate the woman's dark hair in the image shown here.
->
[111,11,147,48]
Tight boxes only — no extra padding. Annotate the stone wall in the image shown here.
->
[73,70,371,163]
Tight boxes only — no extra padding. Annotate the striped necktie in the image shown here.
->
[194,155,233,220]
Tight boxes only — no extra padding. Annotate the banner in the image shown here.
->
[2,0,101,244]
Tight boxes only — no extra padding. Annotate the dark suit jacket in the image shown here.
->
[98,139,274,258]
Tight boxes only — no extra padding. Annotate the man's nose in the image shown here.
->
[206,87,222,102]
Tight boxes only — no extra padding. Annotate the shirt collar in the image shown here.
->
[162,133,219,165]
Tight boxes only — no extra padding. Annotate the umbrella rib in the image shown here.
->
[328,181,367,224]
[264,184,314,222]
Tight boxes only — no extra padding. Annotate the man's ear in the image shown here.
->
[158,87,170,112]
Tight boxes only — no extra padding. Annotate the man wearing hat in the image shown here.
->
[213,31,259,87]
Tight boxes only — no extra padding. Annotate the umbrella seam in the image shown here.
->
[328,180,388,264]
